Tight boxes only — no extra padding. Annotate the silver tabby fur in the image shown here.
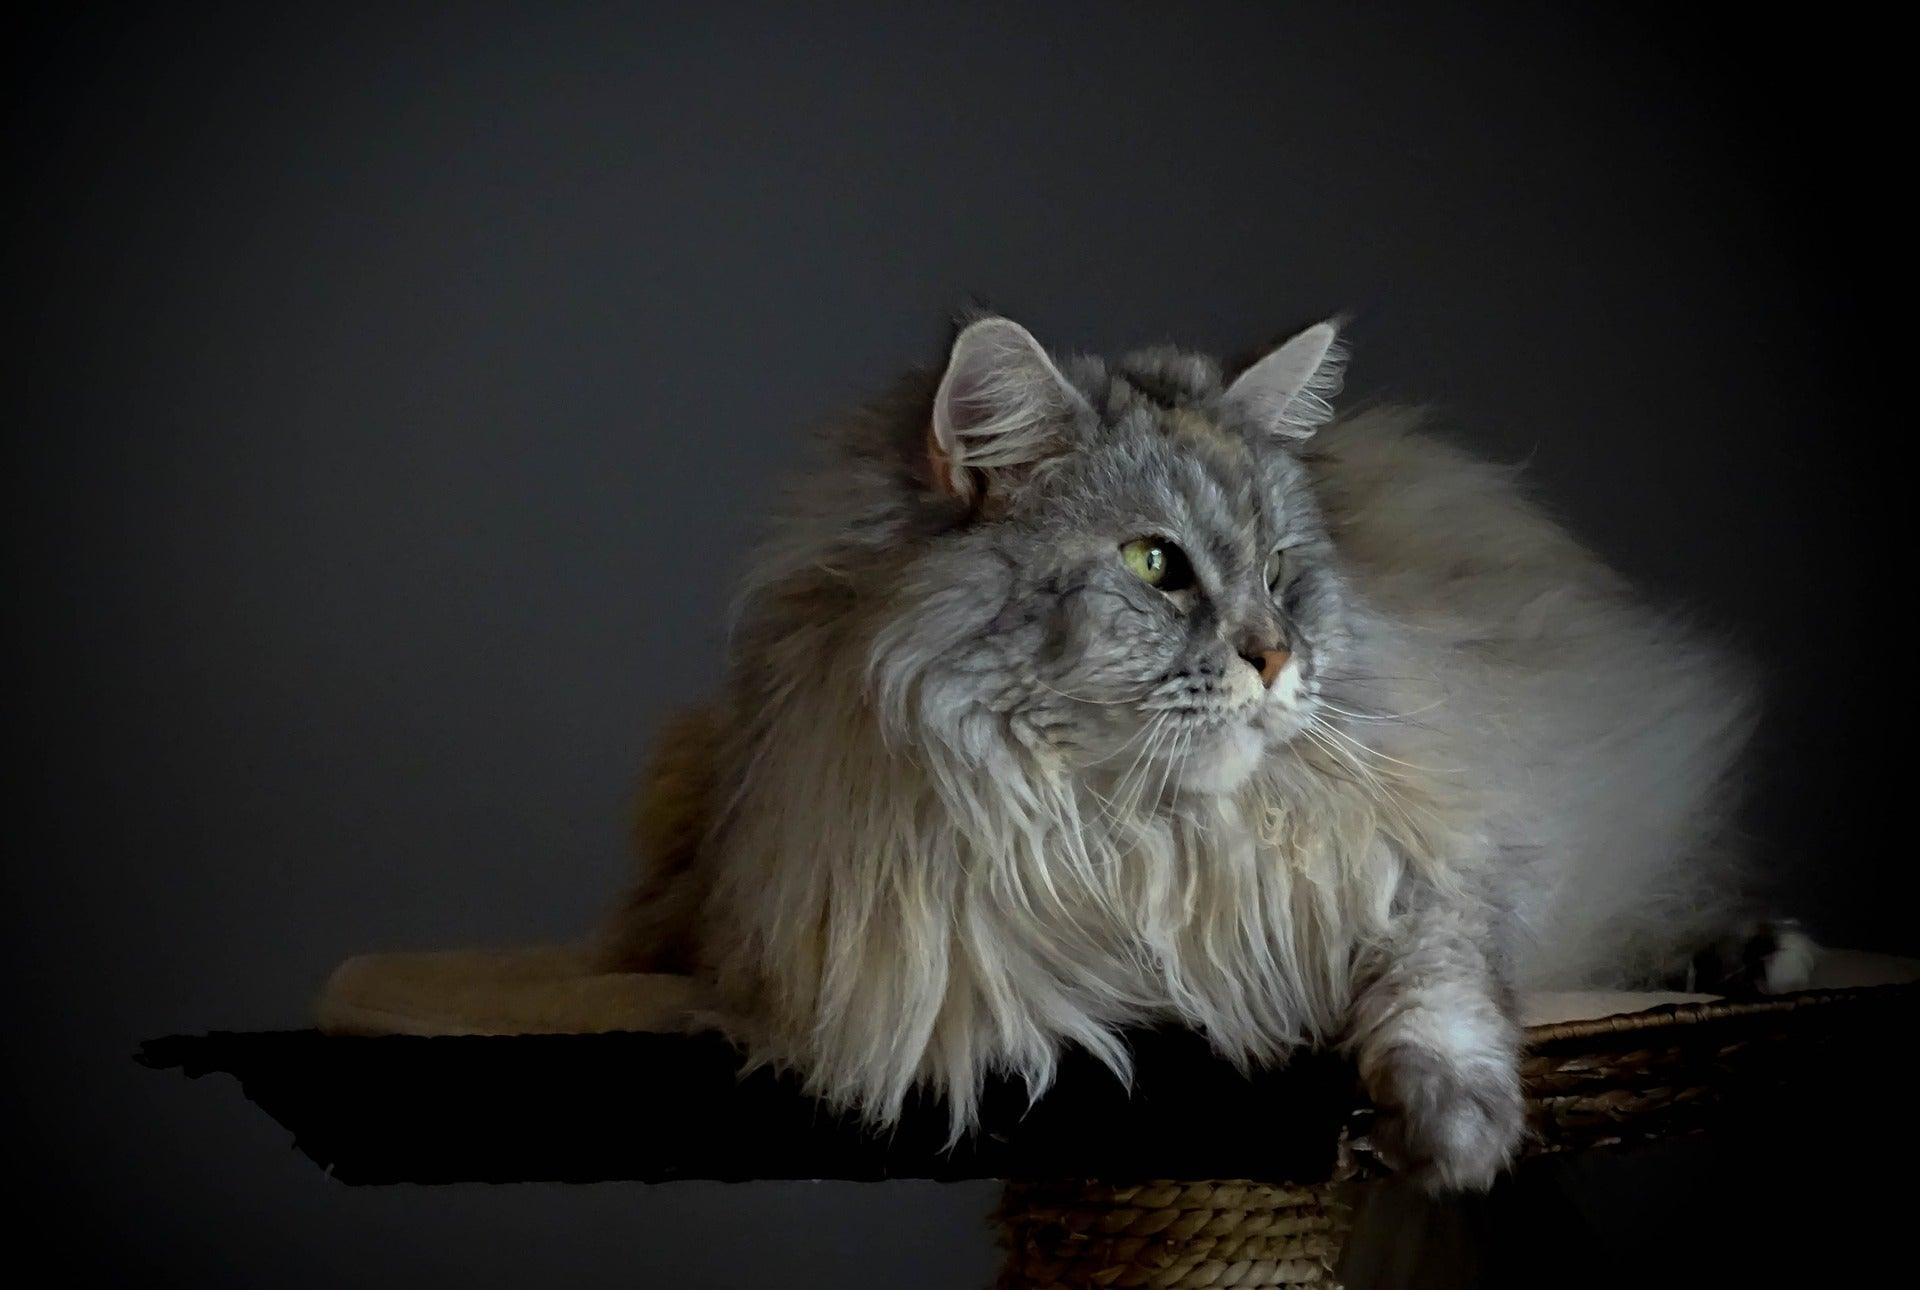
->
[607,316,1772,1189]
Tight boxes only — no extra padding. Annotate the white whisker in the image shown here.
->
[1308,714,1461,776]
[1029,675,1140,707]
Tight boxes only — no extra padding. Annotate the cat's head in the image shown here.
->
[894,315,1352,797]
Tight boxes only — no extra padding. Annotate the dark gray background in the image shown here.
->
[7,3,1903,1284]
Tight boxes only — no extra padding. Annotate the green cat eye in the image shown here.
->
[1265,547,1288,590]
[1121,537,1195,591]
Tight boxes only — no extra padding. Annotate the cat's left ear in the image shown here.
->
[1223,321,1347,439]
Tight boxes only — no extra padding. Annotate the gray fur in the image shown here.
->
[607,317,1783,1189]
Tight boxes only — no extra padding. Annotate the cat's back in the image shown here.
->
[1308,409,1757,986]
[1307,409,1628,634]
[1308,408,1746,709]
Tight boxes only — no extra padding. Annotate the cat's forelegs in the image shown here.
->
[1345,896,1525,1192]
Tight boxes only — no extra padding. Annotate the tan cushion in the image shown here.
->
[316,945,1920,1038]
[1518,948,1920,1027]
[317,945,707,1037]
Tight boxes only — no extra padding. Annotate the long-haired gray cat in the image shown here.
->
[597,315,1808,1190]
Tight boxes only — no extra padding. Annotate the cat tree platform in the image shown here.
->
[142,978,1918,1288]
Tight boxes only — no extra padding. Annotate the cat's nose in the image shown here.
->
[1238,645,1291,689]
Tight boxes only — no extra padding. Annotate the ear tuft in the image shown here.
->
[929,317,1083,503]
[1224,321,1347,439]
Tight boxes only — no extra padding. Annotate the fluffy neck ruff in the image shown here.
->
[697,608,1466,1137]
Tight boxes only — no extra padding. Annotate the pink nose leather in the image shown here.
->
[1243,648,1290,688]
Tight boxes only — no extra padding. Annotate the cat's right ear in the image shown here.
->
[927,317,1084,505]
[1223,321,1346,440]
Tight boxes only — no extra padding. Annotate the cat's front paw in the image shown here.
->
[1363,1043,1525,1192]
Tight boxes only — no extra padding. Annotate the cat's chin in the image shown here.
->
[1174,723,1266,794]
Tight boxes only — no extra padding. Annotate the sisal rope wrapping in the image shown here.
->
[994,986,1916,1286]
[995,1179,1353,1288]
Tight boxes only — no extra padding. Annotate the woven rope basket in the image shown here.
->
[993,985,1914,1289]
